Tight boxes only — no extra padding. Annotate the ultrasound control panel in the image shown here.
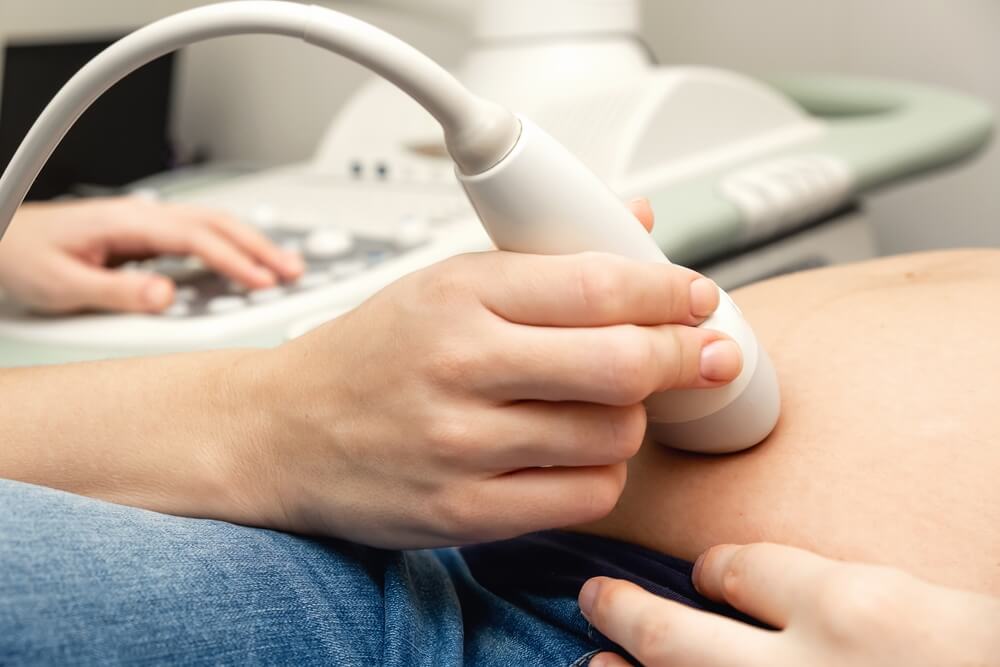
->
[137,222,427,320]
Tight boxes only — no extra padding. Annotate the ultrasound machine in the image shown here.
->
[0,0,992,368]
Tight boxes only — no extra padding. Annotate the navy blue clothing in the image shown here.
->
[462,530,761,656]
[464,530,753,616]
[0,479,754,665]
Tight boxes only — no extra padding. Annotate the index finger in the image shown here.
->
[693,543,836,629]
[580,577,775,667]
[101,214,276,289]
[170,204,305,281]
[478,252,721,328]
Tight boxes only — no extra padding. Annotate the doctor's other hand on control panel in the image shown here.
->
[0,197,304,314]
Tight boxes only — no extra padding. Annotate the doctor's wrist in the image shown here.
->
[197,347,297,530]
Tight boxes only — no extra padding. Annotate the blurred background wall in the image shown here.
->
[1,0,997,254]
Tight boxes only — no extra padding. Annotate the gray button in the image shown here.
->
[296,272,330,289]
[330,260,367,279]
[163,302,191,318]
[207,296,246,314]
[304,228,355,260]
[174,286,198,303]
[280,238,303,254]
[396,216,430,248]
[249,287,286,304]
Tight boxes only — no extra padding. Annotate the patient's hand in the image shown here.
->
[0,197,304,313]
[579,543,1000,667]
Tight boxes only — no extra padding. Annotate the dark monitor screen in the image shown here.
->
[0,37,176,200]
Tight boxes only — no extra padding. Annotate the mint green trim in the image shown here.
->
[766,75,994,191]
[0,332,282,367]
[651,75,994,266]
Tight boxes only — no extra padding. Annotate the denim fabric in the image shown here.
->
[0,479,596,666]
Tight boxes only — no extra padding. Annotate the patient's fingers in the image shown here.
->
[586,652,631,667]
[477,251,721,328]
[692,543,833,629]
[479,323,742,404]
[580,577,776,667]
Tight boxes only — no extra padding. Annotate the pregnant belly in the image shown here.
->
[577,250,1000,595]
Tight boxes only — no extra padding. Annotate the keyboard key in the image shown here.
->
[174,286,198,303]
[296,272,330,290]
[163,302,190,318]
[331,260,367,279]
[304,228,355,260]
[207,296,246,314]
[249,287,286,304]
[396,216,430,248]
[280,238,303,254]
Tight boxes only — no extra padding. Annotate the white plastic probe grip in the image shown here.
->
[459,117,780,453]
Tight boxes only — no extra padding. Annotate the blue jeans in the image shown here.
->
[0,479,602,666]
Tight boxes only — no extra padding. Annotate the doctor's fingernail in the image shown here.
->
[700,340,742,382]
[690,278,719,318]
[143,279,173,309]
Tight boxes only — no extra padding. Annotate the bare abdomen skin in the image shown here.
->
[578,250,1000,595]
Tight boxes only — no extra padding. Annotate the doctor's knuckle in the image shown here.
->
[433,486,483,535]
[188,228,217,250]
[426,415,476,461]
[578,468,626,521]
[419,261,471,304]
[656,328,688,390]
[426,343,481,386]
[656,268,686,313]
[111,197,147,218]
[575,257,625,316]
[607,405,647,459]
[606,329,655,401]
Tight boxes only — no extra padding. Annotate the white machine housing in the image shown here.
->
[0,65,861,350]
[0,0,872,356]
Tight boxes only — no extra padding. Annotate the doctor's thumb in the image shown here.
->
[74,268,176,314]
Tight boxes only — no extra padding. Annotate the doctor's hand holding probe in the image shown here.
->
[0,197,744,547]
